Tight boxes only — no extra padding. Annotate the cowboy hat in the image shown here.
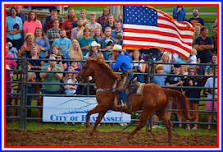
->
[90,41,101,48]
[112,44,122,51]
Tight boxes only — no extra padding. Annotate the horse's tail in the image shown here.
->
[164,88,194,121]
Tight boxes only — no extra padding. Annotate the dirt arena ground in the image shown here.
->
[6,129,217,147]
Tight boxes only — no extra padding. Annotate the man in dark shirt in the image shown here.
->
[194,26,214,63]
[188,8,204,27]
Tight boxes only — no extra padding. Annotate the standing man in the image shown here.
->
[188,8,204,27]
[194,26,214,63]
[172,6,186,22]
[62,8,78,39]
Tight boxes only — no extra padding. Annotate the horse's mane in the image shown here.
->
[87,58,120,80]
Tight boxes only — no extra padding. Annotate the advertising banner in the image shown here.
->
[43,97,131,123]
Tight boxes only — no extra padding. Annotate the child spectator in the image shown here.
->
[187,48,197,68]
[153,64,166,87]
[23,11,42,35]
[7,42,18,59]
[34,27,50,58]
[158,52,172,74]
[63,66,78,95]
[62,8,78,39]
[26,72,36,117]
[204,68,217,130]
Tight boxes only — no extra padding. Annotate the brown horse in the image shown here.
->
[77,58,193,143]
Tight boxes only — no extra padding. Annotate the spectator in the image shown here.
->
[153,64,166,87]
[187,48,197,68]
[193,24,201,41]
[188,8,204,27]
[44,14,62,34]
[42,7,63,33]
[194,26,214,63]
[85,41,102,59]
[115,33,123,45]
[158,52,172,74]
[62,8,78,39]
[93,27,104,43]
[172,6,186,21]
[204,67,217,130]
[6,7,23,51]
[52,30,72,59]
[26,72,36,117]
[40,55,63,94]
[23,11,42,35]
[46,45,66,72]
[184,67,202,130]
[27,46,43,117]
[132,50,146,83]
[15,6,27,23]
[19,33,39,58]
[205,55,217,76]
[97,7,111,27]
[7,42,18,59]
[152,64,166,129]
[46,19,61,45]
[6,44,17,116]
[78,28,94,56]
[165,64,184,126]
[100,27,116,60]
[71,19,85,40]
[111,21,123,39]
[211,25,217,56]
[34,27,50,58]
[85,12,102,37]
[63,66,78,95]
[70,59,82,95]
[79,9,89,26]
[102,14,115,32]
[70,39,83,60]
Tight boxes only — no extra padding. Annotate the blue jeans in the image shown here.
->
[119,73,134,103]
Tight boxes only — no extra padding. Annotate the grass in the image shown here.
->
[6,120,217,136]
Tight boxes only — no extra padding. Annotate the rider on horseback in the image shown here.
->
[110,44,133,108]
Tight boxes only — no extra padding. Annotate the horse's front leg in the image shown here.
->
[86,105,107,129]
[90,111,106,136]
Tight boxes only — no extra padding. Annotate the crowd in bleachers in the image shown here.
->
[5,6,217,129]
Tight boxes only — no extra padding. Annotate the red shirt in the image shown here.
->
[62,18,78,39]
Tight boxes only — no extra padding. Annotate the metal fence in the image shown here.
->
[6,57,218,130]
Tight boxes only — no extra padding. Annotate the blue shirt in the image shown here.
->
[172,7,186,21]
[52,38,71,57]
[6,16,23,40]
[153,75,166,87]
[35,37,51,58]
[110,52,132,73]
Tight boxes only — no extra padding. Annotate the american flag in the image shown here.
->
[123,6,194,59]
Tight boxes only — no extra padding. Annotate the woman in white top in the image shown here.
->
[64,66,77,95]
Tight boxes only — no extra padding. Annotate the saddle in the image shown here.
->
[114,73,145,110]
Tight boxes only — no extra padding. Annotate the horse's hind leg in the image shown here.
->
[90,111,106,136]
[127,110,151,141]
[158,111,172,143]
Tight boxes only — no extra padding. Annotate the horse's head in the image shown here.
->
[77,59,95,82]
